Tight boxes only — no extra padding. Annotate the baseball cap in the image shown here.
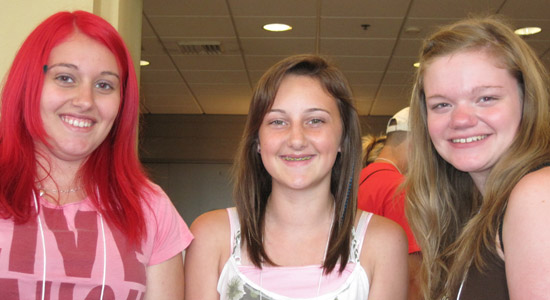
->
[386,107,410,134]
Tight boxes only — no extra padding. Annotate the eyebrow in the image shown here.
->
[47,63,120,79]
[426,85,504,101]
[268,108,331,114]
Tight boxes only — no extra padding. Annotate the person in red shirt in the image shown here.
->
[359,107,421,300]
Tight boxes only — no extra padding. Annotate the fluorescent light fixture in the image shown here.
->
[263,23,292,32]
[514,27,541,36]
[413,62,420,68]
[140,60,150,66]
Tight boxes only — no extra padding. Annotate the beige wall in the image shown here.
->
[0,0,142,85]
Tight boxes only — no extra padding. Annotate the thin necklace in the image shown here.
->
[375,157,402,174]
[37,183,82,194]
[259,211,335,299]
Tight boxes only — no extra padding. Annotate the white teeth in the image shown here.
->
[452,135,487,144]
[61,116,93,128]
[283,156,312,161]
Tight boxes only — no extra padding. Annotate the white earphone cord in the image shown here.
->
[33,191,106,300]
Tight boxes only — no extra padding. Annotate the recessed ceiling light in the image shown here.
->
[263,23,292,32]
[413,62,420,68]
[140,60,150,66]
[514,27,541,36]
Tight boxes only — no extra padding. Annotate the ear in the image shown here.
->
[257,144,261,153]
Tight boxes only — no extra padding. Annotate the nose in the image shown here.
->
[71,84,94,110]
[287,124,308,150]
[449,104,477,129]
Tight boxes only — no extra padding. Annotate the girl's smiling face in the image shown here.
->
[258,74,343,192]
[38,32,121,164]
[424,50,522,189]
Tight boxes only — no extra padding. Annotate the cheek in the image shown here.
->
[426,114,444,143]
[98,97,122,121]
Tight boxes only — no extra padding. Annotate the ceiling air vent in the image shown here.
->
[177,41,223,55]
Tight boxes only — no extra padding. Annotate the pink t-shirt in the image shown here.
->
[0,184,193,300]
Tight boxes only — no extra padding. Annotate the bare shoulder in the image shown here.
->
[190,208,231,242]
[356,211,408,299]
[509,166,550,200]
[505,165,550,236]
[355,211,407,266]
[184,208,232,299]
[359,212,408,255]
[503,166,550,298]
[507,166,550,220]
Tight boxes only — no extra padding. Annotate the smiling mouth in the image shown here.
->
[282,156,313,161]
[451,135,487,144]
[61,116,93,128]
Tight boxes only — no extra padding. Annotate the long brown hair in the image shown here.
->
[406,16,550,299]
[232,54,362,274]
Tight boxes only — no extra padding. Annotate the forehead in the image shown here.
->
[273,75,337,105]
[423,50,516,94]
[47,32,117,67]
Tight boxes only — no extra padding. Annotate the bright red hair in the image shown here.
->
[0,11,153,244]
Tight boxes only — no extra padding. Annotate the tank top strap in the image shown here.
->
[350,211,373,263]
[226,207,242,264]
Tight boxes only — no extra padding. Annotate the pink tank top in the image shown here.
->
[217,208,372,299]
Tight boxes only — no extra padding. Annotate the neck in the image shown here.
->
[35,151,85,205]
[469,171,489,197]
[375,157,402,174]
[266,185,334,228]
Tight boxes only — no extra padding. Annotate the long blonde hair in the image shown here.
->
[406,16,550,299]
[361,134,387,167]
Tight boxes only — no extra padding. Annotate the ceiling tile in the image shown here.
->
[229,0,317,16]
[172,55,246,71]
[140,55,174,70]
[245,55,289,70]
[370,97,411,115]
[240,38,316,55]
[386,56,419,72]
[499,0,550,20]
[321,0,411,18]
[141,82,193,97]
[148,16,235,37]
[141,70,183,83]
[321,38,395,56]
[344,71,384,85]
[143,0,229,16]
[192,84,253,114]
[352,85,378,101]
[393,38,424,57]
[321,17,403,39]
[409,0,503,18]
[382,71,416,85]
[181,70,250,85]
[330,56,389,72]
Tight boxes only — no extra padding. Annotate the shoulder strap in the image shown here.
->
[350,211,373,262]
[226,207,242,263]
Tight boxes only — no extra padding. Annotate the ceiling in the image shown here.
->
[140,0,550,116]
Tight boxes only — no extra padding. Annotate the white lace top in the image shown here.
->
[217,208,372,300]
